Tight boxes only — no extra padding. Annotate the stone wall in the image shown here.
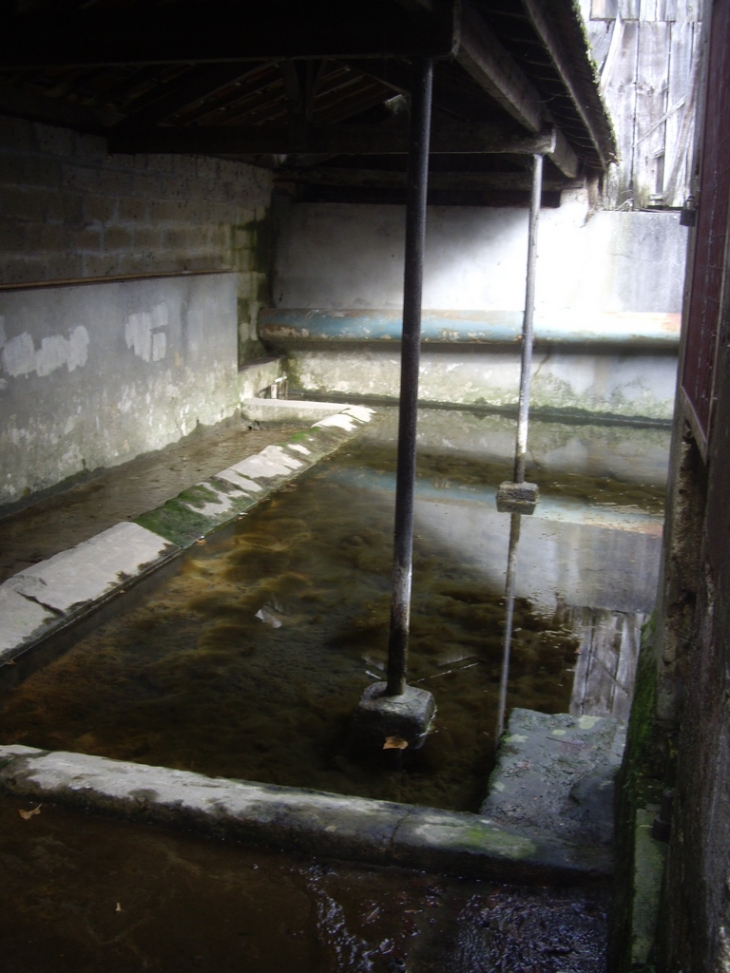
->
[0,112,272,359]
[0,274,244,507]
[617,2,730,965]
[0,112,273,508]
[651,332,730,973]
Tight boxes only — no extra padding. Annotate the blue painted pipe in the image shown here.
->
[258,308,680,348]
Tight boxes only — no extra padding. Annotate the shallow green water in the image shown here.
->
[0,422,666,812]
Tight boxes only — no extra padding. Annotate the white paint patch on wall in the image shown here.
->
[2,332,34,376]
[125,303,169,363]
[1,325,89,379]
[0,273,240,508]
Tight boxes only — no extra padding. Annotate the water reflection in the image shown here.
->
[496,512,521,742]
[568,607,645,719]
[493,502,649,743]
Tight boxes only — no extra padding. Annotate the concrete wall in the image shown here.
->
[269,193,687,419]
[0,274,246,507]
[0,114,272,357]
[0,113,274,508]
[273,193,686,314]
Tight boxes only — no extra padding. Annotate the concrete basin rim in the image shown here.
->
[0,743,614,885]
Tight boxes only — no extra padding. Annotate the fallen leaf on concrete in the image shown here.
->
[18,805,41,820]
[383,736,409,750]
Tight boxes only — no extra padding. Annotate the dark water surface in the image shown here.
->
[1,793,610,973]
[0,416,667,812]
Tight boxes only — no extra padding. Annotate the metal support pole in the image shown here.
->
[496,154,543,739]
[513,153,543,485]
[386,57,433,698]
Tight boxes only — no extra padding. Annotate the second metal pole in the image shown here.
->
[496,153,544,740]
[513,153,543,486]
[386,58,433,697]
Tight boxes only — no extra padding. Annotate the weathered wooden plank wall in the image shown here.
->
[580,0,700,209]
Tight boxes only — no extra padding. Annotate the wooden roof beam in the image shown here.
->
[344,57,492,123]
[109,116,559,156]
[111,63,267,134]
[455,0,579,178]
[520,0,616,170]
[0,82,120,133]
[282,167,579,192]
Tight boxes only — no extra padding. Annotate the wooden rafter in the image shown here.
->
[520,0,616,168]
[283,167,578,192]
[109,116,558,156]
[456,0,579,177]
[0,0,614,185]
[111,63,268,134]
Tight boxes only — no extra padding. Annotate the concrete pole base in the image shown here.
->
[351,681,436,751]
[496,481,539,515]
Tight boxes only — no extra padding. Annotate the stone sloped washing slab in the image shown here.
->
[0,586,59,656]
[0,405,376,665]
[3,522,175,614]
[134,405,375,548]
[0,746,612,884]
[0,523,177,663]
[482,708,627,848]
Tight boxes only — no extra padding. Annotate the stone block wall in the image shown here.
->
[0,112,274,508]
[0,113,272,357]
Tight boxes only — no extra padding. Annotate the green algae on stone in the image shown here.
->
[464,822,538,859]
[176,485,222,510]
[631,808,667,967]
[136,500,216,547]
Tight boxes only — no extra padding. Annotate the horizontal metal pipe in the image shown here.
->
[258,308,681,348]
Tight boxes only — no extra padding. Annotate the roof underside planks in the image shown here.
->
[0,0,616,207]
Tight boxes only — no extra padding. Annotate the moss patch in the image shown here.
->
[135,500,215,548]
[177,485,221,510]
[465,824,537,859]
[134,415,374,551]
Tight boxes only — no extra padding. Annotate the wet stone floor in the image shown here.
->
[1,793,610,973]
